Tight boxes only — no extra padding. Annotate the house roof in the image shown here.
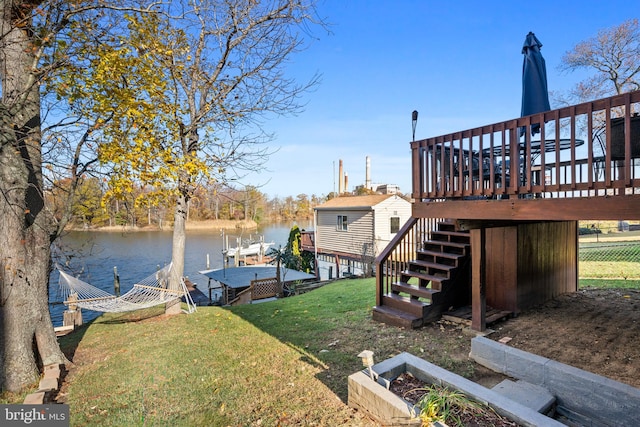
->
[199,266,316,289]
[314,194,402,210]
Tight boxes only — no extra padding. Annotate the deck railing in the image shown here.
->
[375,217,442,306]
[412,91,640,201]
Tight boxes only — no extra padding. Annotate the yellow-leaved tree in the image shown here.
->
[72,2,323,310]
[0,0,162,393]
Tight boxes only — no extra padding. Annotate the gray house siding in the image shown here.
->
[316,209,375,258]
[312,195,412,280]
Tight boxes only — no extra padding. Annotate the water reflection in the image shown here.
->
[49,222,307,326]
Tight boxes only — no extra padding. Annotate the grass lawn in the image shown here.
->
[2,274,637,425]
[579,261,640,279]
[580,278,640,289]
[27,278,476,426]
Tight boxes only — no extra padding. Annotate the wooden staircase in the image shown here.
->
[373,220,471,329]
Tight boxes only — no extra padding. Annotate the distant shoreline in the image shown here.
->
[68,219,259,232]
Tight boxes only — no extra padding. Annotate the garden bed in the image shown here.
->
[389,372,518,426]
[348,352,563,427]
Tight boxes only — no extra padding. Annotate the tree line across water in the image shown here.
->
[48,177,333,228]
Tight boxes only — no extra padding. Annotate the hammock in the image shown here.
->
[57,263,196,314]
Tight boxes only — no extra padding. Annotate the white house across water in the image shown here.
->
[310,194,412,280]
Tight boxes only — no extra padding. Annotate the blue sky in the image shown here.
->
[246,1,638,198]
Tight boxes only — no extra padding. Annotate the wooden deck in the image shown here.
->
[374,91,640,331]
[184,279,211,305]
[411,91,640,222]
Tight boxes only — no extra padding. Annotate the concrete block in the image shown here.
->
[23,392,45,404]
[44,363,63,372]
[38,377,58,392]
[407,357,492,404]
[469,336,640,427]
[503,345,548,385]
[543,360,595,410]
[469,336,506,372]
[43,366,61,380]
[545,360,640,427]
[348,371,419,426]
[492,379,555,414]
[372,355,407,382]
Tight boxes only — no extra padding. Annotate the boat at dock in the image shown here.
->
[226,240,274,258]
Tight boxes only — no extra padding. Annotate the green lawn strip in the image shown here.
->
[59,303,366,426]
[48,277,504,425]
[229,278,375,348]
[580,278,640,290]
[229,278,477,401]
[579,261,640,279]
[58,278,476,425]
[228,278,379,399]
[579,229,640,243]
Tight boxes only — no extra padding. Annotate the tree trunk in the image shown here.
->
[0,3,68,392]
[167,192,188,315]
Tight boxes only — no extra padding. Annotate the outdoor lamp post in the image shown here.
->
[412,110,418,142]
[357,350,375,381]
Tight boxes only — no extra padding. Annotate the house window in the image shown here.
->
[390,216,400,234]
[337,215,348,231]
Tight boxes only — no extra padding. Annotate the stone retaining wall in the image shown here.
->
[23,364,65,405]
[470,336,640,427]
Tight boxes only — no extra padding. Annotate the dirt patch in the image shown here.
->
[487,288,640,389]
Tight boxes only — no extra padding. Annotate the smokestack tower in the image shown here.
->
[344,172,349,193]
[365,156,371,190]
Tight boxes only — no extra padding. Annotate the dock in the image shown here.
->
[183,279,212,306]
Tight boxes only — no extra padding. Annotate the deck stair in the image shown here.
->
[373,220,471,329]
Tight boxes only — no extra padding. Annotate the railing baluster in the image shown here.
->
[623,93,632,187]
[587,103,594,190]
[411,91,640,201]
[376,217,445,310]
[605,101,612,188]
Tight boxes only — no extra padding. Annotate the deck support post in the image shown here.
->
[471,228,486,331]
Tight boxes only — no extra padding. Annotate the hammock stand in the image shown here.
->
[57,263,197,314]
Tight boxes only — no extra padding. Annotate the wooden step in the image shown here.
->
[417,249,461,259]
[409,259,453,273]
[392,282,439,300]
[425,239,469,249]
[431,230,471,244]
[400,270,444,289]
[437,221,457,232]
[373,217,474,330]
[381,293,429,318]
[372,305,422,329]
[423,241,469,255]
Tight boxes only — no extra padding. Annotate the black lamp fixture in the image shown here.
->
[411,110,418,142]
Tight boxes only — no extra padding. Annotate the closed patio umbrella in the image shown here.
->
[520,32,550,137]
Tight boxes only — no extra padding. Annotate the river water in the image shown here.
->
[49,222,308,326]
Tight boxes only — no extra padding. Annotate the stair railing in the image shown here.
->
[375,217,442,306]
